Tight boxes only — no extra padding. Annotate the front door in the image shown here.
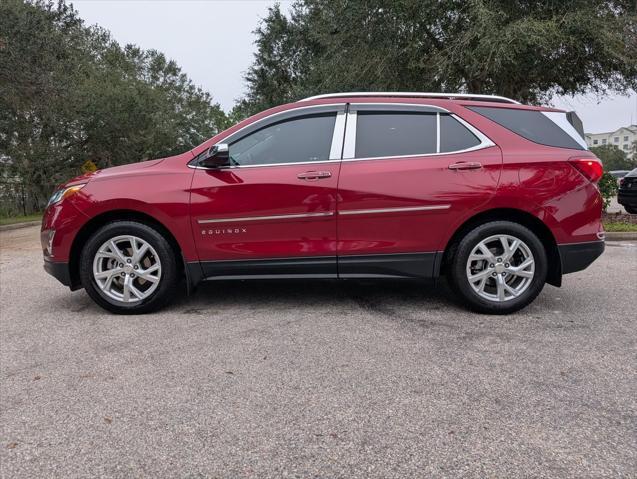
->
[190,105,345,278]
[336,104,502,278]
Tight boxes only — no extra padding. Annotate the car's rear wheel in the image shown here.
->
[447,221,547,314]
[79,221,179,314]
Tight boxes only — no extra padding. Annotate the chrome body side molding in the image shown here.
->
[338,205,451,216]
[197,211,334,224]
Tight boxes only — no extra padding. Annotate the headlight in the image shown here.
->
[47,184,86,207]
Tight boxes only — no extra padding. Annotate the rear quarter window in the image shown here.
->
[468,106,585,150]
[440,114,481,152]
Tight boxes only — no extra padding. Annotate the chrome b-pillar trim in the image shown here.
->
[329,111,347,160]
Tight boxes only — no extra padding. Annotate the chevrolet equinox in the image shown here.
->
[42,92,605,314]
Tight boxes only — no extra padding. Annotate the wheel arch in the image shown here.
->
[441,208,562,287]
[68,209,185,290]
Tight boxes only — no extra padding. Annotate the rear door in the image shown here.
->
[336,103,502,278]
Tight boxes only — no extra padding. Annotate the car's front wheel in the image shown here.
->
[79,221,179,314]
[447,221,547,314]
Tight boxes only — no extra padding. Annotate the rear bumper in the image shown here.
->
[558,240,605,275]
[43,259,73,288]
[618,191,637,207]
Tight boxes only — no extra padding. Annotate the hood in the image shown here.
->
[57,152,193,190]
[90,158,165,182]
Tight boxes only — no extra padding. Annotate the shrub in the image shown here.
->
[598,172,619,211]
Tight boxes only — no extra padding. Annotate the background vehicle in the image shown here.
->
[610,170,630,185]
[618,168,637,214]
[42,93,605,315]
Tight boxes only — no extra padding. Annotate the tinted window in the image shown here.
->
[468,106,584,150]
[229,113,336,166]
[355,112,436,158]
[440,114,481,152]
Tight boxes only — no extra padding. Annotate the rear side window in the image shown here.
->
[355,112,436,158]
[440,114,481,152]
[468,106,584,150]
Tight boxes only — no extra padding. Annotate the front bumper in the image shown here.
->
[558,240,605,275]
[43,258,73,288]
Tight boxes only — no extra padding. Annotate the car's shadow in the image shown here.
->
[56,276,570,323]
[182,278,459,312]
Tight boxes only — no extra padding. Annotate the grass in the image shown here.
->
[603,221,637,232]
[0,214,42,226]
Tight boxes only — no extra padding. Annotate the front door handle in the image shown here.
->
[297,171,332,181]
[448,162,483,170]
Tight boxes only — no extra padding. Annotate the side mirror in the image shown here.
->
[199,143,230,168]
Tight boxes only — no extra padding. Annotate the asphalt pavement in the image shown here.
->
[1,226,636,478]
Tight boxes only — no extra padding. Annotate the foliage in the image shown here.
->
[602,221,637,232]
[598,172,619,211]
[0,213,42,225]
[81,160,98,173]
[590,145,637,171]
[239,0,637,116]
[0,0,228,212]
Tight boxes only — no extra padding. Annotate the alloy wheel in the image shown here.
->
[92,235,162,303]
[465,234,535,302]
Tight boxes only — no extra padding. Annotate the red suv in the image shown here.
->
[41,93,605,314]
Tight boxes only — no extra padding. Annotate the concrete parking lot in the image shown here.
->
[1,225,636,478]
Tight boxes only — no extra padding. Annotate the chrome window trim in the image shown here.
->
[198,211,334,224]
[299,92,520,104]
[339,205,450,216]
[188,159,341,171]
[341,103,495,161]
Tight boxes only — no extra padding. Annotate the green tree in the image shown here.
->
[0,0,228,214]
[240,0,637,116]
[590,145,637,171]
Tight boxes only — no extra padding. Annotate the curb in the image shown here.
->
[605,232,637,241]
[0,220,41,232]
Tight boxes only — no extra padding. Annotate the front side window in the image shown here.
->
[229,113,336,166]
[468,106,585,150]
[355,112,437,158]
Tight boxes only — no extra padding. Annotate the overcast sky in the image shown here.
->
[72,0,637,134]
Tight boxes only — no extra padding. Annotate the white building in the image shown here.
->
[585,125,637,158]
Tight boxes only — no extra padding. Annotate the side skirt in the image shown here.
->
[187,252,442,286]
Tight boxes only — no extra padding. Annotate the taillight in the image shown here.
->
[570,158,603,183]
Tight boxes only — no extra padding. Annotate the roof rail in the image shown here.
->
[298,92,521,104]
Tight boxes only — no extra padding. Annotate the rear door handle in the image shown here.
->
[297,171,332,181]
[448,162,483,170]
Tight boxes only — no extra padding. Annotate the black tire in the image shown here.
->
[447,221,547,314]
[79,221,180,314]
[625,206,637,214]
